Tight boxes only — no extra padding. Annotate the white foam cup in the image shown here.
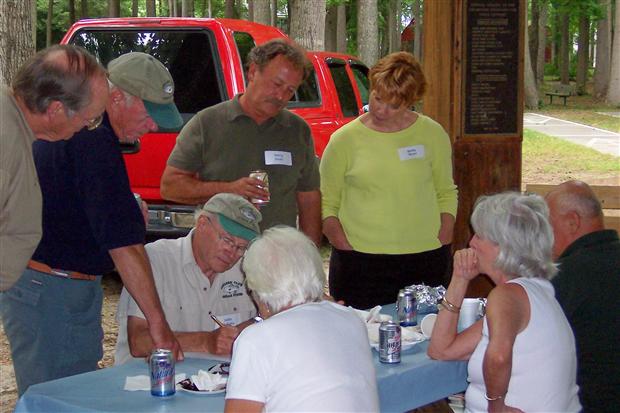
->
[457,298,485,332]
[420,313,437,339]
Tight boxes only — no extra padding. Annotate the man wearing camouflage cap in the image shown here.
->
[2,52,183,395]
[114,193,261,364]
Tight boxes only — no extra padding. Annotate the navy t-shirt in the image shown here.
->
[32,114,145,275]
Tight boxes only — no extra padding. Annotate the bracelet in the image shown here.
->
[439,297,461,313]
[484,393,505,401]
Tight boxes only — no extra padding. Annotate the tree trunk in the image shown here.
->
[46,0,53,47]
[81,0,88,18]
[0,0,36,85]
[530,0,539,78]
[559,10,569,85]
[254,0,271,25]
[413,0,422,61]
[69,0,76,23]
[289,0,326,50]
[325,4,337,52]
[594,0,611,99]
[336,3,346,53]
[536,1,547,85]
[181,0,194,17]
[225,0,235,18]
[132,0,138,17]
[271,0,277,26]
[146,0,156,16]
[524,17,539,109]
[358,0,379,66]
[606,0,620,104]
[109,0,120,17]
[575,13,589,95]
[248,0,254,21]
[387,0,401,53]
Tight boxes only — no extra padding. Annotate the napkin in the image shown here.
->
[367,325,425,344]
[351,306,392,324]
[191,369,228,391]
[124,373,186,391]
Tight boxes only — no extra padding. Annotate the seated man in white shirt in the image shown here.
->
[114,193,261,364]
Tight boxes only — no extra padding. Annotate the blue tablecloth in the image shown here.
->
[15,305,468,413]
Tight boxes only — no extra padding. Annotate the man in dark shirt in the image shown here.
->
[0,52,184,395]
[546,180,620,412]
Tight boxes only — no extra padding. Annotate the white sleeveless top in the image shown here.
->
[465,277,581,412]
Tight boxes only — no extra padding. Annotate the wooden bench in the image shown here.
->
[525,183,620,233]
[545,84,572,106]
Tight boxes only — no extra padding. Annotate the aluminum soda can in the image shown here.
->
[249,170,270,205]
[379,321,401,363]
[397,288,417,326]
[149,349,175,397]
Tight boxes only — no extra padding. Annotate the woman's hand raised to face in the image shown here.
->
[452,248,480,281]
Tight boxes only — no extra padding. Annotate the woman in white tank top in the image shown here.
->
[428,192,581,413]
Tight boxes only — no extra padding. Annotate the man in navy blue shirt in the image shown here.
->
[1,52,184,395]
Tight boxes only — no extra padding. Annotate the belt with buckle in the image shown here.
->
[27,260,98,281]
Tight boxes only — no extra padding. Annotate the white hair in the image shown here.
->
[242,226,325,313]
[471,192,558,280]
[108,79,134,105]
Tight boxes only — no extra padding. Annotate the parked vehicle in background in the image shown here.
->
[62,18,369,239]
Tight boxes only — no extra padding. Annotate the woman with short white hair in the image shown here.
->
[428,192,581,413]
[224,226,379,413]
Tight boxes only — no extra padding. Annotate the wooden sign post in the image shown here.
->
[423,0,524,296]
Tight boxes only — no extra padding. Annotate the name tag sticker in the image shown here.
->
[218,313,242,326]
[398,145,425,161]
[265,151,292,166]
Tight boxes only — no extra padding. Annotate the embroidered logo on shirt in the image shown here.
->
[221,281,244,298]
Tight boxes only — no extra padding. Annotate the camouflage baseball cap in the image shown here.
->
[203,194,262,241]
[107,52,183,129]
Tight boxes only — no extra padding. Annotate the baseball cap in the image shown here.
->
[107,52,183,129]
[203,194,262,241]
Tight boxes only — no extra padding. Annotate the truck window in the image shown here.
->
[70,29,226,130]
[234,31,256,73]
[350,63,370,106]
[327,60,358,118]
[287,69,321,108]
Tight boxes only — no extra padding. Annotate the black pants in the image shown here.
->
[328,245,451,310]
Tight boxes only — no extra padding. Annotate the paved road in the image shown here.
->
[524,113,620,157]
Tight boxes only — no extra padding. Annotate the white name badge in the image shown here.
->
[218,313,242,326]
[398,145,425,161]
[265,150,292,166]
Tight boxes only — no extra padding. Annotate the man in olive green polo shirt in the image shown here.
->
[160,39,322,246]
[0,45,109,291]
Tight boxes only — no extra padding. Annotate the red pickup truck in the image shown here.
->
[62,18,369,238]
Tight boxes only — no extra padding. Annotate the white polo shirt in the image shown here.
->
[114,230,257,365]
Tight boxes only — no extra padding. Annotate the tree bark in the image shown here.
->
[524,17,539,109]
[575,12,589,95]
[536,1,547,85]
[325,4,337,52]
[0,0,36,85]
[271,0,277,26]
[225,0,235,18]
[69,0,76,23]
[146,0,156,16]
[358,0,379,66]
[132,0,138,17]
[254,0,271,25]
[336,3,346,53]
[109,0,120,17]
[606,0,620,104]
[530,0,539,78]
[413,0,422,61]
[46,0,53,47]
[594,0,611,99]
[387,0,401,53]
[181,0,194,17]
[81,0,88,18]
[289,0,326,50]
[559,10,569,85]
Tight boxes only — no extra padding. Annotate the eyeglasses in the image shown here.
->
[206,217,248,255]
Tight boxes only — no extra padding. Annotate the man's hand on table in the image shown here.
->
[204,325,241,355]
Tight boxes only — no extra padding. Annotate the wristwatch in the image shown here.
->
[253,316,264,323]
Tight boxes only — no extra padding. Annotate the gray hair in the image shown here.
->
[12,44,106,114]
[108,79,135,105]
[242,226,325,313]
[550,181,603,220]
[471,192,558,280]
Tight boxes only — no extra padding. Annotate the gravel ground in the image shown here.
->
[1,171,618,413]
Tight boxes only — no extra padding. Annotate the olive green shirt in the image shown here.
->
[167,95,319,230]
[0,86,42,291]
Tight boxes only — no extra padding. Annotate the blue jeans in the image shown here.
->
[0,268,103,396]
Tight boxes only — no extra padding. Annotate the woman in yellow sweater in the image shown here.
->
[320,52,458,309]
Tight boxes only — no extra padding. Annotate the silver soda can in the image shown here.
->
[379,321,401,363]
[150,349,175,397]
[397,288,417,326]
[249,170,270,205]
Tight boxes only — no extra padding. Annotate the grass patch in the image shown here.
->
[523,129,620,174]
